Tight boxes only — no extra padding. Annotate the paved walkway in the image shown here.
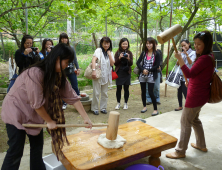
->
[0,102,221,170]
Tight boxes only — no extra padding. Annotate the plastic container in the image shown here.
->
[127,118,146,123]
[43,154,66,170]
[125,164,164,170]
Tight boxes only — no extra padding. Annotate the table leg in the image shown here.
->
[149,152,161,167]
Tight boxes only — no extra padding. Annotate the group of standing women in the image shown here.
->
[90,36,162,116]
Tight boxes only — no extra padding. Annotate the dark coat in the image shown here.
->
[136,51,160,81]
[15,49,41,74]
[114,50,133,74]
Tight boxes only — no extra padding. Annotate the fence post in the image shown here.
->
[0,33,5,60]
[216,59,217,69]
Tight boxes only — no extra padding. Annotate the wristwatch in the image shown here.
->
[92,69,96,71]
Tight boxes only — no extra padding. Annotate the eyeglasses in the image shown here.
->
[24,43,33,45]
[197,32,205,37]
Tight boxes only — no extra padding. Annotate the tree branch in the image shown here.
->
[0,1,47,18]
[109,21,139,34]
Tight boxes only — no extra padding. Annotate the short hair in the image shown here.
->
[59,33,70,46]
[99,37,112,51]
[145,37,156,54]
[21,35,33,52]
[118,38,130,52]
[180,39,192,50]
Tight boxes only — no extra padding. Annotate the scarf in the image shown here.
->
[47,72,69,160]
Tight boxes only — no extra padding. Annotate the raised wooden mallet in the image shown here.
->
[157,24,188,84]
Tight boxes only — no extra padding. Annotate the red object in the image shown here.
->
[80,93,87,97]
[112,69,118,80]
[181,54,214,108]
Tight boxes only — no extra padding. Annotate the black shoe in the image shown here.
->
[152,111,159,116]
[175,108,183,111]
[156,102,161,105]
[101,109,107,114]
[141,109,147,113]
[146,102,152,105]
[93,110,99,115]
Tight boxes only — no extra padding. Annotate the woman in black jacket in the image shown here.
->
[15,35,41,74]
[59,33,80,110]
[137,37,160,116]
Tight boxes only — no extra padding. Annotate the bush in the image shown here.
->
[75,44,96,55]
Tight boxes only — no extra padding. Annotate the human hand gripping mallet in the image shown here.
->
[157,24,188,85]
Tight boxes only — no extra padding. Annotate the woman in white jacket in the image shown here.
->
[91,37,115,115]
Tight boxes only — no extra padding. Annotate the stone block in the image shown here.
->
[0,88,7,94]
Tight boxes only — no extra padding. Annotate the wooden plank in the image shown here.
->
[60,121,177,170]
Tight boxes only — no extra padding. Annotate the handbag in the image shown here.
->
[84,49,102,79]
[165,65,182,88]
[208,55,222,103]
[112,67,118,80]
[7,67,18,93]
[133,52,145,75]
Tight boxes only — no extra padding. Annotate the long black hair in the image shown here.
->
[21,35,33,52]
[40,38,54,57]
[145,37,156,55]
[26,43,74,97]
[180,39,192,51]
[118,38,130,52]
[59,33,70,46]
[193,31,213,60]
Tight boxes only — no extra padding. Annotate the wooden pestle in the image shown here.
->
[106,111,120,140]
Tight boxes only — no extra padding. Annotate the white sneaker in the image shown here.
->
[123,103,128,110]
[62,104,67,110]
[115,103,120,110]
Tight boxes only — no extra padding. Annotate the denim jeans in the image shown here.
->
[1,124,46,170]
[63,73,80,105]
[146,72,160,103]
[67,73,80,95]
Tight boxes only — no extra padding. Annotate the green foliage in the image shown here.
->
[75,44,96,55]
[0,74,8,88]
[0,41,17,61]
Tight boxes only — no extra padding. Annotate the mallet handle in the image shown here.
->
[172,38,188,84]
[22,124,108,128]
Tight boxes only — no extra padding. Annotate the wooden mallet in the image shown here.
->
[157,24,188,84]
[106,111,120,140]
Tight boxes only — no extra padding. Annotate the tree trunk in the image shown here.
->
[142,0,147,51]
[92,33,98,48]
[0,33,5,60]
[12,34,21,49]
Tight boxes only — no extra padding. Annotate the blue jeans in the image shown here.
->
[63,73,79,105]
[146,72,160,103]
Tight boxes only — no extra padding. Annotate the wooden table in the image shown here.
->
[58,121,177,170]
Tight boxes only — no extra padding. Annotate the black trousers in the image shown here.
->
[116,85,129,103]
[140,82,157,110]
[1,124,46,170]
[177,81,187,107]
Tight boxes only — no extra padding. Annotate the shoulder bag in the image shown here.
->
[133,52,145,75]
[84,49,102,79]
[208,55,222,103]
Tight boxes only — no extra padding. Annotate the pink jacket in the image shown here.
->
[1,67,80,135]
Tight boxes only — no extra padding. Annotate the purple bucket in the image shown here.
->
[125,164,164,170]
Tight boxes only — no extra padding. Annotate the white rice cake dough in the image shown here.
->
[97,134,126,149]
